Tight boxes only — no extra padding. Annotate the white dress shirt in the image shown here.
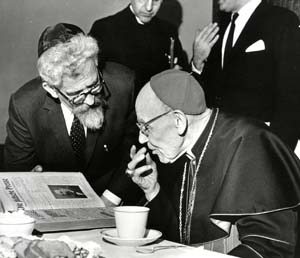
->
[60,102,121,205]
[221,0,261,67]
[60,102,87,136]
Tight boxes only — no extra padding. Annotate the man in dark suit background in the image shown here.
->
[89,0,187,94]
[192,0,300,150]
[4,23,140,205]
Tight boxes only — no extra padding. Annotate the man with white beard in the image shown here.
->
[4,23,140,205]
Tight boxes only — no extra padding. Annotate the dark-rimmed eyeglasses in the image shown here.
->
[136,110,173,137]
[55,72,109,106]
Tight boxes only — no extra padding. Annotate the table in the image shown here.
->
[43,229,237,258]
[44,229,190,258]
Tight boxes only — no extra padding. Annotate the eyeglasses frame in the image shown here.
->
[54,71,109,106]
[136,110,173,137]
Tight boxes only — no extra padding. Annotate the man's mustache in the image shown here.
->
[74,96,108,114]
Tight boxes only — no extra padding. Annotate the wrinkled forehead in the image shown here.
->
[61,59,98,93]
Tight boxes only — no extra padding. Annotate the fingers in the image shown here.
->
[200,22,218,37]
[133,153,156,178]
[131,164,156,189]
[192,22,219,67]
[206,26,219,43]
[128,150,158,193]
[128,146,147,170]
[210,34,220,48]
[145,152,152,164]
[195,22,219,44]
[129,145,137,159]
[133,163,153,178]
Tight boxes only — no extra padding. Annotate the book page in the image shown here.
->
[26,207,115,232]
[0,172,104,211]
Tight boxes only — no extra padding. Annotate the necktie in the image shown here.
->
[70,116,86,169]
[224,12,239,66]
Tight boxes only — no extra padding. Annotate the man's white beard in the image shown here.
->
[74,104,104,130]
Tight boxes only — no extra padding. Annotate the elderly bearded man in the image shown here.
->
[4,23,141,205]
[127,69,300,257]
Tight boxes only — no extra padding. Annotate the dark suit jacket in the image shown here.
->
[89,5,187,93]
[200,1,300,149]
[4,62,140,201]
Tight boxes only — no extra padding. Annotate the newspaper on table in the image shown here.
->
[0,172,115,232]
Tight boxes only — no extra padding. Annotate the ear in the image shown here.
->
[42,81,59,98]
[173,110,187,136]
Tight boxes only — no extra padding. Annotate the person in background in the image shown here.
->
[89,0,187,94]
[192,0,300,150]
[127,69,300,257]
[4,23,141,206]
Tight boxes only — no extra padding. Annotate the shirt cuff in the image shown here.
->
[191,60,203,74]
[102,189,122,205]
[145,183,160,202]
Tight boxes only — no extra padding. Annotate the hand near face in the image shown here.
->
[192,23,219,71]
[127,145,160,200]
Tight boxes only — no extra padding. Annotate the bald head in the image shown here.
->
[135,75,211,163]
[137,69,206,118]
[136,82,170,122]
[136,82,187,163]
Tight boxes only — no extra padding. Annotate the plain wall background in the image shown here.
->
[0,0,212,143]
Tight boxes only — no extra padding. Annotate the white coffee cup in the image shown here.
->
[114,206,149,239]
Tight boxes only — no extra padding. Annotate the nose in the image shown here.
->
[139,131,149,144]
[145,0,153,12]
[84,94,95,106]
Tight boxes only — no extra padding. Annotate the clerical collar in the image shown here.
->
[129,5,144,25]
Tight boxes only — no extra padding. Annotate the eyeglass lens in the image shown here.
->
[72,83,103,105]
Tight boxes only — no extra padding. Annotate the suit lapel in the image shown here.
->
[85,68,112,166]
[86,129,100,166]
[43,93,103,169]
[43,94,75,160]
[230,2,267,60]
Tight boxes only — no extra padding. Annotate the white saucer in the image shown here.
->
[101,228,162,246]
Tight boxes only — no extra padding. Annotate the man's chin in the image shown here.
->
[155,151,173,164]
[153,149,183,164]
[139,16,153,23]
[218,1,226,11]
[75,107,105,130]
[84,120,104,130]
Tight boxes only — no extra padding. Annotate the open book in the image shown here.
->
[0,172,115,232]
